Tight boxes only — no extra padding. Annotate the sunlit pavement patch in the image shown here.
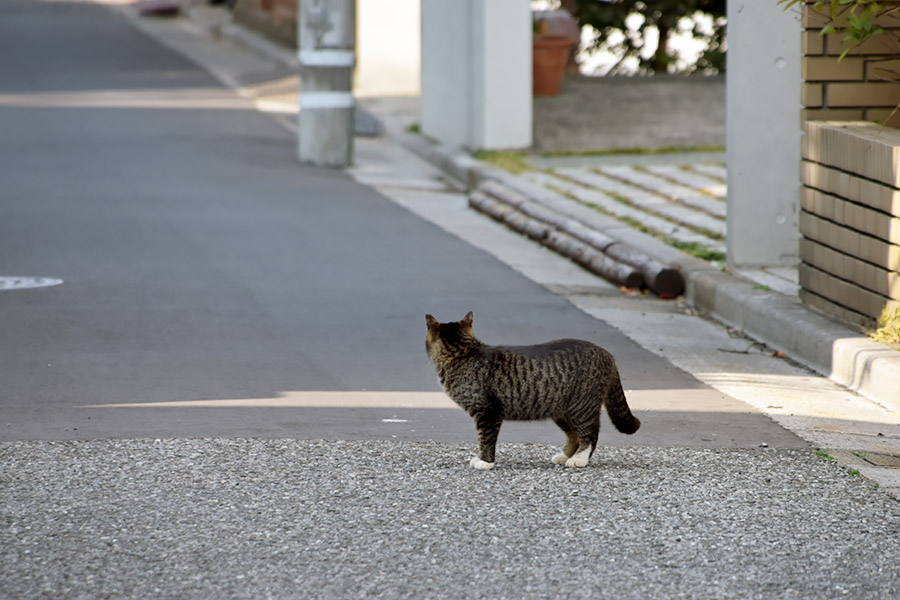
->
[0,276,63,291]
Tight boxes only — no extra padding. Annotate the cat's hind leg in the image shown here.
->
[565,443,592,468]
[565,415,600,468]
[552,419,579,465]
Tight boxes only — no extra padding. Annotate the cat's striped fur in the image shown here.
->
[425,312,640,469]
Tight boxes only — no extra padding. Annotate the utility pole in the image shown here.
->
[297,0,355,167]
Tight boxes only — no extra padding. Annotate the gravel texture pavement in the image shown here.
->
[3,439,899,599]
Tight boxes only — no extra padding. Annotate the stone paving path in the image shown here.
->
[522,161,729,260]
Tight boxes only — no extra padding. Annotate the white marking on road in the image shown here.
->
[83,391,457,409]
[0,89,252,110]
[0,276,63,291]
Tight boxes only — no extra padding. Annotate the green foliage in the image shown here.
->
[815,450,837,462]
[869,305,900,346]
[471,150,533,174]
[540,144,725,157]
[780,1,900,124]
[662,239,726,262]
[778,0,895,62]
[573,0,727,74]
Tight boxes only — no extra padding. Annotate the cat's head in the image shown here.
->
[425,311,475,358]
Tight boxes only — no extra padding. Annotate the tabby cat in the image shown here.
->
[425,312,640,470]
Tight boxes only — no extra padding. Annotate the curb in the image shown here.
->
[393,131,900,414]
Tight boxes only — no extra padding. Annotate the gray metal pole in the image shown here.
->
[297,0,355,167]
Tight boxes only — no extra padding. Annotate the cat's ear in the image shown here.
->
[461,311,474,329]
[425,314,439,329]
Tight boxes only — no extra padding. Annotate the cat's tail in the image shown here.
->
[605,375,641,435]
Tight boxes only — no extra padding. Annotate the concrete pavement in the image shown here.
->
[1,3,900,599]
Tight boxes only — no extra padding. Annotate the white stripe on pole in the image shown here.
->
[298,49,356,67]
[299,91,355,110]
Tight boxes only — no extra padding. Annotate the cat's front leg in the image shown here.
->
[470,410,502,470]
[469,457,495,470]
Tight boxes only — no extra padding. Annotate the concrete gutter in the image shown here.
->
[392,129,900,414]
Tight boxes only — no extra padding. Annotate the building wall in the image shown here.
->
[355,0,420,96]
[233,0,421,97]
[233,0,297,48]
[802,4,900,125]
[800,3,900,326]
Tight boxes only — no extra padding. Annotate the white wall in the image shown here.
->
[421,0,532,150]
[355,0,421,97]
[726,1,802,268]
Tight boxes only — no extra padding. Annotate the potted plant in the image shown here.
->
[532,12,577,96]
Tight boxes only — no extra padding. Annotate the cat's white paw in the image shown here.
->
[469,457,495,470]
[551,452,569,465]
[564,446,592,468]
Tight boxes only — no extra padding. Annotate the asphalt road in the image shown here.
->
[0,0,798,449]
[2,3,899,600]
[3,439,900,600]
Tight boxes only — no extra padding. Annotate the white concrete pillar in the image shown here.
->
[421,0,532,150]
[726,1,802,268]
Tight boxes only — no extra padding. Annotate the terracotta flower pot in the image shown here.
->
[532,36,573,96]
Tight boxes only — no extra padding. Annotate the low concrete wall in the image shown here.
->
[531,74,724,153]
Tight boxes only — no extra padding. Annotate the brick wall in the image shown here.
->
[799,4,900,327]
[802,3,900,126]
[800,122,900,325]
